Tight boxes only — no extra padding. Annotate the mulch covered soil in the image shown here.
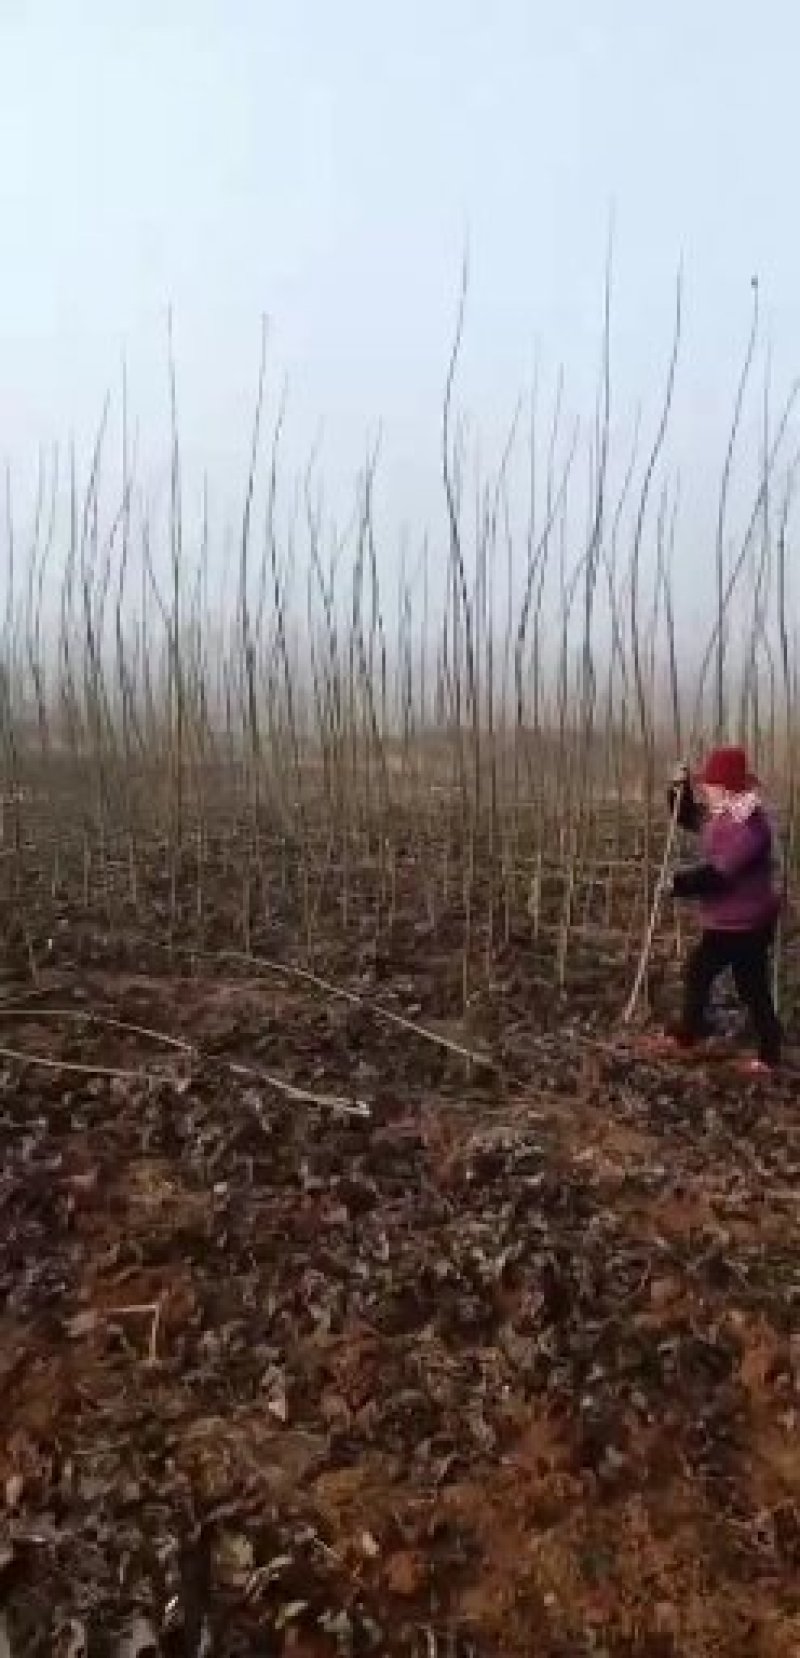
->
[0,959,798,1655]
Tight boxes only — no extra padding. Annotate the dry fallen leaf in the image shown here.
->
[274,1599,308,1630]
[117,1618,158,1658]
[4,1475,23,1511]
[212,1530,255,1585]
[61,1620,88,1658]
[385,1550,426,1598]
[262,1366,289,1422]
[64,1310,98,1340]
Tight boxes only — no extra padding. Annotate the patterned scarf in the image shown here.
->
[705,786,761,823]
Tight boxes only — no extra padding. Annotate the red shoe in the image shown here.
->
[734,1056,777,1079]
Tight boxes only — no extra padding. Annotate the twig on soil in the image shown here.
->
[217,948,500,1072]
[622,783,682,1025]
[0,1007,195,1053]
[148,1297,164,1364]
[68,1301,165,1362]
[106,1301,164,1364]
[119,940,498,1072]
[228,1058,370,1117]
[0,1014,368,1113]
[0,1045,150,1082]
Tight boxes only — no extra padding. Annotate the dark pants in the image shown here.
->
[678,924,782,1064]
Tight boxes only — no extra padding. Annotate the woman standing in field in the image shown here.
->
[655,746,782,1075]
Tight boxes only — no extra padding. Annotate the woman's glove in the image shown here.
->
[667,761,705,831]
[672,862,728,898]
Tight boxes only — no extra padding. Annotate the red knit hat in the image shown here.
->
[699,745,758,793]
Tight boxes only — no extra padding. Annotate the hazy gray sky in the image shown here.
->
[1,0,798,567]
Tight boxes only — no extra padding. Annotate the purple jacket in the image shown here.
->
[698,808,780,932]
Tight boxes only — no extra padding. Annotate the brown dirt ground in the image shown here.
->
[0,948,798,1656]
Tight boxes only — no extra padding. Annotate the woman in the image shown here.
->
[659,745,782,1075]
